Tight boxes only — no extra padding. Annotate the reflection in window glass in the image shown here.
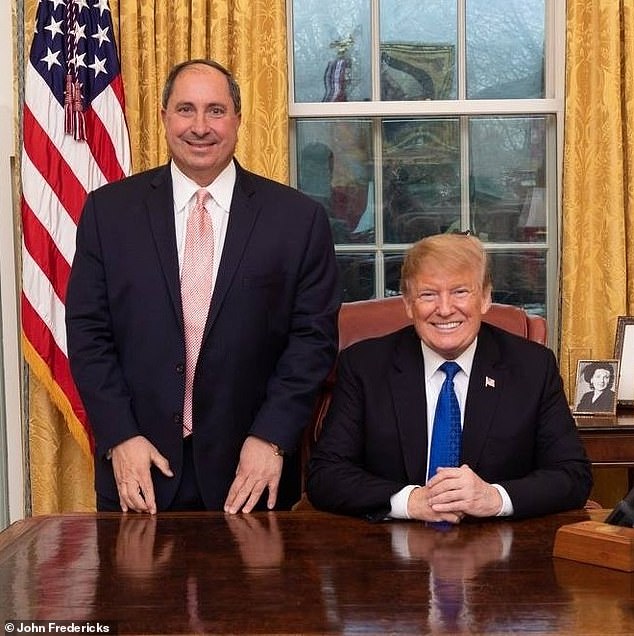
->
[466,0,545,99]
[292,0,371,103]
[489,250,546,316]
[296,119,374,244]
[380,0,457,100]
[384,253,406,297]
[470,116,548,243]
[383,118,460,242]
[337,253,376,301]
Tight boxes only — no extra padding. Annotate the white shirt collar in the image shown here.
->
[170,160,236,213]
[421,336,478,382]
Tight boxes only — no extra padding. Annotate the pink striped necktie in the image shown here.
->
[181,188,214,437]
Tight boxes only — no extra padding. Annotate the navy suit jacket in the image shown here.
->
[66,161,340,510]
[306,323,592,519]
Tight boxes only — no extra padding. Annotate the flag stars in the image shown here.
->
[41,47,61,70]
[94,0,111,17]
[44,17,64,40]
[73,22,87,41]
[75,0,90,10]
[74,52,87,69]
[92,24,110,47]
[89,55,108,78]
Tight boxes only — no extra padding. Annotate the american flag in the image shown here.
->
[21,0,130,457]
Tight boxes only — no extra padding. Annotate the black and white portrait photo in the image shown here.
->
[573,359,619,416]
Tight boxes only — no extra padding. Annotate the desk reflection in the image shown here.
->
[100,513,289,633]
[114,515,175,580]
[388,523,512,632]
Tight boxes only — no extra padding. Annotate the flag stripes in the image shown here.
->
[21,0,130,456]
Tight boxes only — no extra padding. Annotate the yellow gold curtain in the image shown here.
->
[560,0,634,399]
[25,0,289,513]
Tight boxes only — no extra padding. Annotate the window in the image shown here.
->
[288,0,562,327]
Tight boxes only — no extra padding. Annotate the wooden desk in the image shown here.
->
[0,510,631,634]
[576,410,634,465]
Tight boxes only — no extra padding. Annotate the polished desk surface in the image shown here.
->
[1,509,632,635]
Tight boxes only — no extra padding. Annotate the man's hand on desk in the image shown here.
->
[224,435,284,514]
[426,464,503,518]
[112,435,174,514]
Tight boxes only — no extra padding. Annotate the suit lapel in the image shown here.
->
[205,164,260,335]
[462,325,506,466]
[146,166,183,327]
[389,328,429,484]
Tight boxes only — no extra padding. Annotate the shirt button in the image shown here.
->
[173,413,182,424]
[176,363,185,374]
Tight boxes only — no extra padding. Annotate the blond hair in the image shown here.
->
[400,233,492,296]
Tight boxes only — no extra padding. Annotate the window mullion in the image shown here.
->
[457,0,467,101]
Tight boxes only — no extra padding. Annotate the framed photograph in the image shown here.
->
[572,359,620,416]
[614,316,634,406]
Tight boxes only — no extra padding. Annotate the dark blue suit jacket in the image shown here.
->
[66,161,340,510]
[306,323,592,519]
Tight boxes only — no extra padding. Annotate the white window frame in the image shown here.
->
[287,0,566,345]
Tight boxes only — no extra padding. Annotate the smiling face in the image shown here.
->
[589,368,611,391]
[401,234,492,360]
[161,63,241,186]
[403,266,492,360]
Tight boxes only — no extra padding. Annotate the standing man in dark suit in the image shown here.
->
[307,233,591,521]
[66,59,340,514]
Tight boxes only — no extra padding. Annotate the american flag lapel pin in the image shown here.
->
[485,376,495,388]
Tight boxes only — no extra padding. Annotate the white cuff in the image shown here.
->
[389,484,421,519]
[491,483,514,516]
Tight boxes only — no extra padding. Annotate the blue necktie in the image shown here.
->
[428,361,462,480]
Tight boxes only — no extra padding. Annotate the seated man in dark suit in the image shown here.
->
[307,233,592,522]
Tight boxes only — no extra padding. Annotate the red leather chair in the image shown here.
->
[337,295,547,351]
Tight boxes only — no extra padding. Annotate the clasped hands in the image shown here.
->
[407,464,503,523]
[111,434,283,514]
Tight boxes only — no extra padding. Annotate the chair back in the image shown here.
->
[338,295,547,350]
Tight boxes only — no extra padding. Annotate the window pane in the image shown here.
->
[383,118,461,242]
[470,116,549,243]
[296,119,374,244]
[380,0,457,100]
[384,253,406,297]
[490,250,546,316]
[292,0,372,102]
[466,0,545,99]
[338,254,376,301]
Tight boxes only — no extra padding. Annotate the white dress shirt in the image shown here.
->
[389,338,513,519]
[171,160,235,285]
